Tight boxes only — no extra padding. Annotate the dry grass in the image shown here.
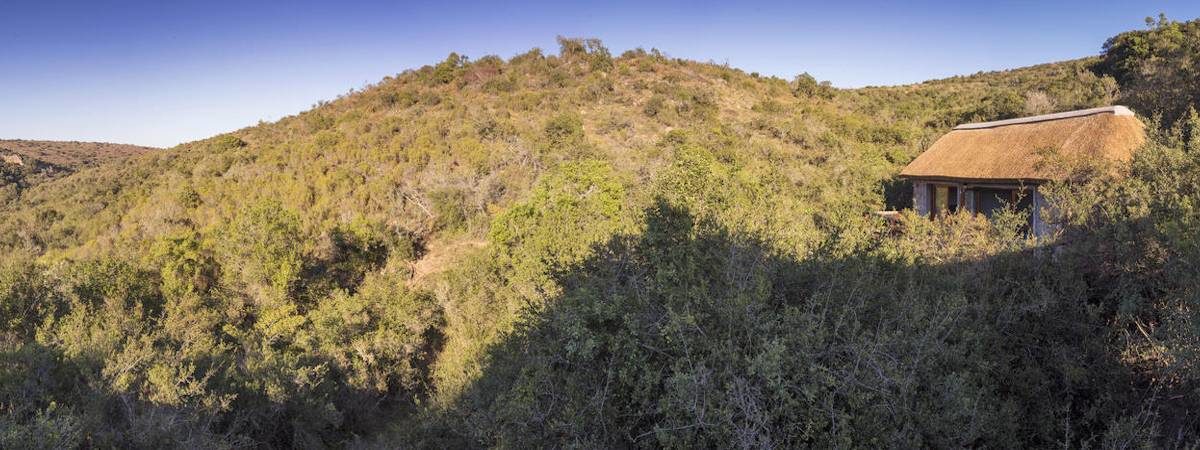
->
[409,238,488,285]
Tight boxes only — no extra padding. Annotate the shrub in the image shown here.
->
[208,134,247,151]
[557,36,613,72]
[309,271,442,427]
[431,53,468,85]
[215,199,303,301]
[430,188,469,232]
[792,72,835,99]
[643,94,667,117]
[1098,15,1200,123]
[543,112,586,151]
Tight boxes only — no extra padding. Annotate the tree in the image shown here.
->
[1098,15,1200,123]
[792,72,835,98]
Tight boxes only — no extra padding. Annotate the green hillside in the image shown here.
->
[3,18,1200,448]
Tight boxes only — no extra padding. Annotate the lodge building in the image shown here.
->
[899,106,1145,236]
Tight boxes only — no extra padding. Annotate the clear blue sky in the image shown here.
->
[3,1,1199,148]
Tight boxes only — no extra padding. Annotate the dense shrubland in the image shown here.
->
[1099,14,1200,126]
[2,21,1200,448]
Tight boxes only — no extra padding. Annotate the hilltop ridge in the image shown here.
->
[0,46,1115,258]
[0,139,156,170]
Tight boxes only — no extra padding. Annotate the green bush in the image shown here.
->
[208,134,247,151]
[557,36,614,72]
[215,199,303,301]
[1099,15,1200,123]
[431,53,468,85]
[792,72,836,99]
[430,188,469,232]
[643,94,667,117]
[543,112,585,149]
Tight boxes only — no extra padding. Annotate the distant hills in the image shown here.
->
[0,139,157,202]
[0,139,156,171]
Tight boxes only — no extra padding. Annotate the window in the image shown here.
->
[929,184,959,217]
[973,187,1035,231]
[974,188,1011,217]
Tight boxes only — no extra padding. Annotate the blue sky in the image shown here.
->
[3,1,1199,148]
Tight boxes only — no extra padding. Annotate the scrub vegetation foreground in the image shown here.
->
[3,17,1200,449]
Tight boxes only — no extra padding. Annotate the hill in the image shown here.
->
[0,49,1114,259]
[2,20,1200,448]
[0,139,157,205]
[0,139,156,171]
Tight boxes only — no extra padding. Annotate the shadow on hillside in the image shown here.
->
[0,324,440,449]
[412,199,1169,448]
[881,176,913,210]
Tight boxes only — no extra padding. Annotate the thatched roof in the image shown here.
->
[900,106,1145,183]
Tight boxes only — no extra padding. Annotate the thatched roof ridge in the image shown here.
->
[900,106,1145,183]
[952,106,1134,130]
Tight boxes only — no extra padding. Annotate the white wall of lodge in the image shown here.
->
[911,180,1056,237]
[913,180,931,216]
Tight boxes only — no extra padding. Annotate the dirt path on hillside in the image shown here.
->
[409,239,488,285]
